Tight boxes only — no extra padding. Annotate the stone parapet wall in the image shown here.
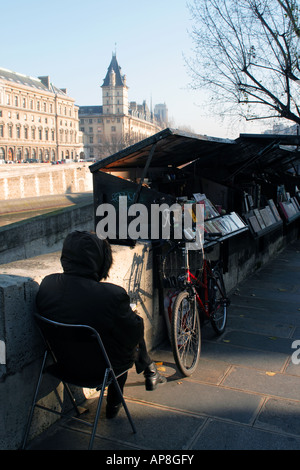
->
[0,163,92,200]
[0,202,94,265]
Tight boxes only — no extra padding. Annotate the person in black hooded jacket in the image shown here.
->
[36,230,166,419]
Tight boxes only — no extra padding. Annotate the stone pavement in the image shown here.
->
[27,240,300,451]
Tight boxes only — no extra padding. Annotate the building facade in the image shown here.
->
[79,54,168,160]
[0,68,83,162]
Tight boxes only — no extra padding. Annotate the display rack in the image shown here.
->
[278,196,300,224]
[244,199,283,238]
[192,194,249,246]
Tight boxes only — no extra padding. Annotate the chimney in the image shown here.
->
[38,76,50,89]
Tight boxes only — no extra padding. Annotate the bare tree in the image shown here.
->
[278,0,300,36]
[187,0,300,126]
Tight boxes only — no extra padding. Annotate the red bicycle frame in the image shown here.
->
[184,247,211,319]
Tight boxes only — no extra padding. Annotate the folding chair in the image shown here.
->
[22,313,136,450]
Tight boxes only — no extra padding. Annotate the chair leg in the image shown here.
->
[88,368,110,450]
[21,351,48,449]
[111,372,137,434]
[62,381,85,416]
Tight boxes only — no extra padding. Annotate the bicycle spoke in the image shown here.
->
[174,297,200,371]
[209,270,228,335]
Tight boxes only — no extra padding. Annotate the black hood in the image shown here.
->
[61,231,110,281]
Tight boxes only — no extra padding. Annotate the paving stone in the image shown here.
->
[226,315,294,338]
[255,398,300,437]
[201,339,288,371]
[191,419,300,450]
[60,398,206,450]
[149,347,231,385]
[223,366,300,401]
[125,376,263,425]
[221,330,294,355]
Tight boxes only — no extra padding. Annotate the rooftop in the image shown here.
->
[0,67,67,96]
[102,53,127,88]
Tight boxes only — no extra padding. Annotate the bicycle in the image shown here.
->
[161,234,229,377]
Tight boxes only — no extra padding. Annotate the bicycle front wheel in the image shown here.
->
[171,290,201,376]
[209,268,228,335]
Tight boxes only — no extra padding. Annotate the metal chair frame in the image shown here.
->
[22,313,136,450]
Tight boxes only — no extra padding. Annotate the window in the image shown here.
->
[89,127,93,133]
[89,119,92,124]
[31,128,35,139]
[39,129,42,140]
[16,127,20,138]
[37,101,40,111]
[44,103,47,112]
[0,125,3,137]
[111,126,116,132]
[15,96,18,106]
[8,125,12,138]
[24,127,28,139]
[23,98,26,108]
[52,130,55,141]
[89,137,93,143]
[45,129,48,140]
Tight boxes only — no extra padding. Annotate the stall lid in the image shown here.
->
[234,134,300,172]
[89,128,235,172]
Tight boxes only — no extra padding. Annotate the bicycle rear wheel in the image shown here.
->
[171,290,201,376]
[209,268,228,335]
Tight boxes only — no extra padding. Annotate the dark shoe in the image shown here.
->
[144,362,167,391]
[106,403,121,419]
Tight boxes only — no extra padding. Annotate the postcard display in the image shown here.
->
[242,186,300,237]
[277,185,300,224]
[191,193,248,244]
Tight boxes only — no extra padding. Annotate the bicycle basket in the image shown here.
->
[161,245,204,288]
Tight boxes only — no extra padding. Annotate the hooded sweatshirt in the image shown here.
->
[36,231,144,374]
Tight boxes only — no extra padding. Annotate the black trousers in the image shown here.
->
[107,338,152,405]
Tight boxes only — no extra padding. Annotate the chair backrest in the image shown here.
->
[34,313,112,386]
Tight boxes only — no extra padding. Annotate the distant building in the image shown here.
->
[154,103,168,125]
[0,68,83,162]
[79,54,168,160]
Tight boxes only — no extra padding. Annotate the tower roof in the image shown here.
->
[102,54,127,87]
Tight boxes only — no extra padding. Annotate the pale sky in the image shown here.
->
[2,0,267,139]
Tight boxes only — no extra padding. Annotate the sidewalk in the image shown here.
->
[28,239,300,451]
